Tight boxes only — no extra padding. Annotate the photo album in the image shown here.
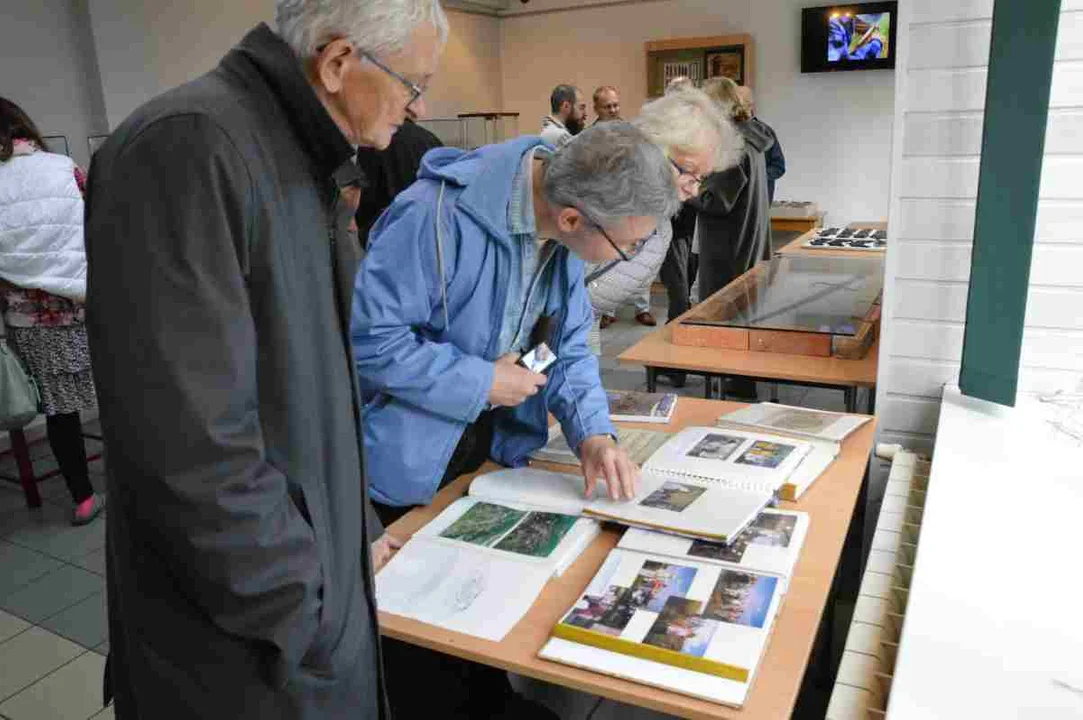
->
[717,402,870,444]
[539,548,785,707]
[531,424,672,467]
[606,390,679,424]
[376,472,601,641]
[617,509,809,590]
[716,404,869,499]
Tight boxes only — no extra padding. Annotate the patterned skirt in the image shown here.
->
[7,324,98,416]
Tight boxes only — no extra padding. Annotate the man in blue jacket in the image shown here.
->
[351,120,680,718]
[353,121,679,521]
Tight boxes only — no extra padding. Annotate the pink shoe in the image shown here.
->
[72,493,105,526]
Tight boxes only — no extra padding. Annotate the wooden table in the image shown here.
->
[380,398,877,720]
[770,213,826,235]
[618,312,878,413]
[778,228,890,259]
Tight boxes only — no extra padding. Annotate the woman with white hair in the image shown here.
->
[585,88,743,358]
[83,1,447,718]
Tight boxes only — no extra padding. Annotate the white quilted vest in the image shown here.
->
[0,149,87,301]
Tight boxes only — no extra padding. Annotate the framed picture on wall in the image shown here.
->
[705,46,746,84]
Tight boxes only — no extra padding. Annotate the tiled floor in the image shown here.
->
[0,289,852,720]
[0,421,110,720]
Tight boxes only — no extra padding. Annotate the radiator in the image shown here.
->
[826,446,929,719]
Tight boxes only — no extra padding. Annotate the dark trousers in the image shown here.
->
[660,234,693,323]
[46,412,93,504]
[372,412,557,720]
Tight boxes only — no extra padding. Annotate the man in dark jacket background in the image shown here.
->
[355,117,443,248]
[83,2,447,718]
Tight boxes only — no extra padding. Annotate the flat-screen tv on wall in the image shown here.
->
[801,2,898,73]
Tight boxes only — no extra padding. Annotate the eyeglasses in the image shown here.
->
[669,157,705,188]
[585,215,651,262]
[358,49,426,109]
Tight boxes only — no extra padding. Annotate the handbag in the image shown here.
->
[0,334,42,430]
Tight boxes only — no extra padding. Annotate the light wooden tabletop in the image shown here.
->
[380,397,877,720]
[617,321,879,388]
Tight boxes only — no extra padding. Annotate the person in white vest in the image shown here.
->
[0,97,104,525]
[584,88,744,358]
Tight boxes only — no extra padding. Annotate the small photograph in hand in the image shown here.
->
[639,481,707,513]
[734,440,796,469]
[702,570,778,629]
[493,511,578,558]
[643,596,718,657]
[688,513,799,562]
[519,343,557,373]
[439,502,525,546]
[686,433,745,461]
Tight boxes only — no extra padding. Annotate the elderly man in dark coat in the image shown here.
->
[83,2,447,718]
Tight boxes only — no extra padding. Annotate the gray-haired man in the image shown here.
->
[84,1,447,718]
[351,121,679,716]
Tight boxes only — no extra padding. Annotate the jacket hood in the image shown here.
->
[417,135,548,241]
[737,118,776,154]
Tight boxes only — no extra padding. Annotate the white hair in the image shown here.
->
[275,0,449,60]
[633,88,744,173]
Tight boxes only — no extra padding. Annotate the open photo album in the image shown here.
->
[606,390,679,423]
[539,548,785,707]
[617,509,809,590]
[531,424,672,467]
[376,481,601,642]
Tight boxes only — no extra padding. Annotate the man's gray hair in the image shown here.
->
[633,88,744,173]
[543,122,680,226]
[276,0,449,60]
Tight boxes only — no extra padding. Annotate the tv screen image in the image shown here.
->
[827,11,891,62]
[801,3,897,73]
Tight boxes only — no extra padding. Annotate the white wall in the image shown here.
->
[499,0,896,224]
[876,0,1083,453]
[1,0,109,168]
[86,2,500,131]
[87,0,274,130]
[425,10,504,118]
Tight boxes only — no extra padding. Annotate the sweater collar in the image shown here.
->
[228,23,354,179]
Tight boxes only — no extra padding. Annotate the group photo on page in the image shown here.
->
[4,0,1074,719]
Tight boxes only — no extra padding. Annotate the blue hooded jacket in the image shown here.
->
[351,136,615,506]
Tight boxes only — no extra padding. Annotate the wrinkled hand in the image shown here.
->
[488,353,546,408]
[371,533,403,572]
[580,435,640,501]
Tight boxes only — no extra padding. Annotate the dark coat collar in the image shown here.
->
[228,23,354,179]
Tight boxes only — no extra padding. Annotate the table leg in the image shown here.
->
[645,367,658,393]
[844,387,857,414]
[10,430,42,509]
[770,383,780,403]
[704,374,714,400]
[866,386,876,415]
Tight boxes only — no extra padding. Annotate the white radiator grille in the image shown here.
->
[826,450,929,719]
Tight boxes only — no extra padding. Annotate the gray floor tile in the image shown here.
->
[70,548,106,576]
[0,610,30,645]
[0,566,104,624]
[92,641,108,657]
[0,650,104,720]
[802,386,849,413]
[0,487,32,515]
[0,627,83,702]
[4,503,105,562]
[39,592,108,651]
[0,542,64,598]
